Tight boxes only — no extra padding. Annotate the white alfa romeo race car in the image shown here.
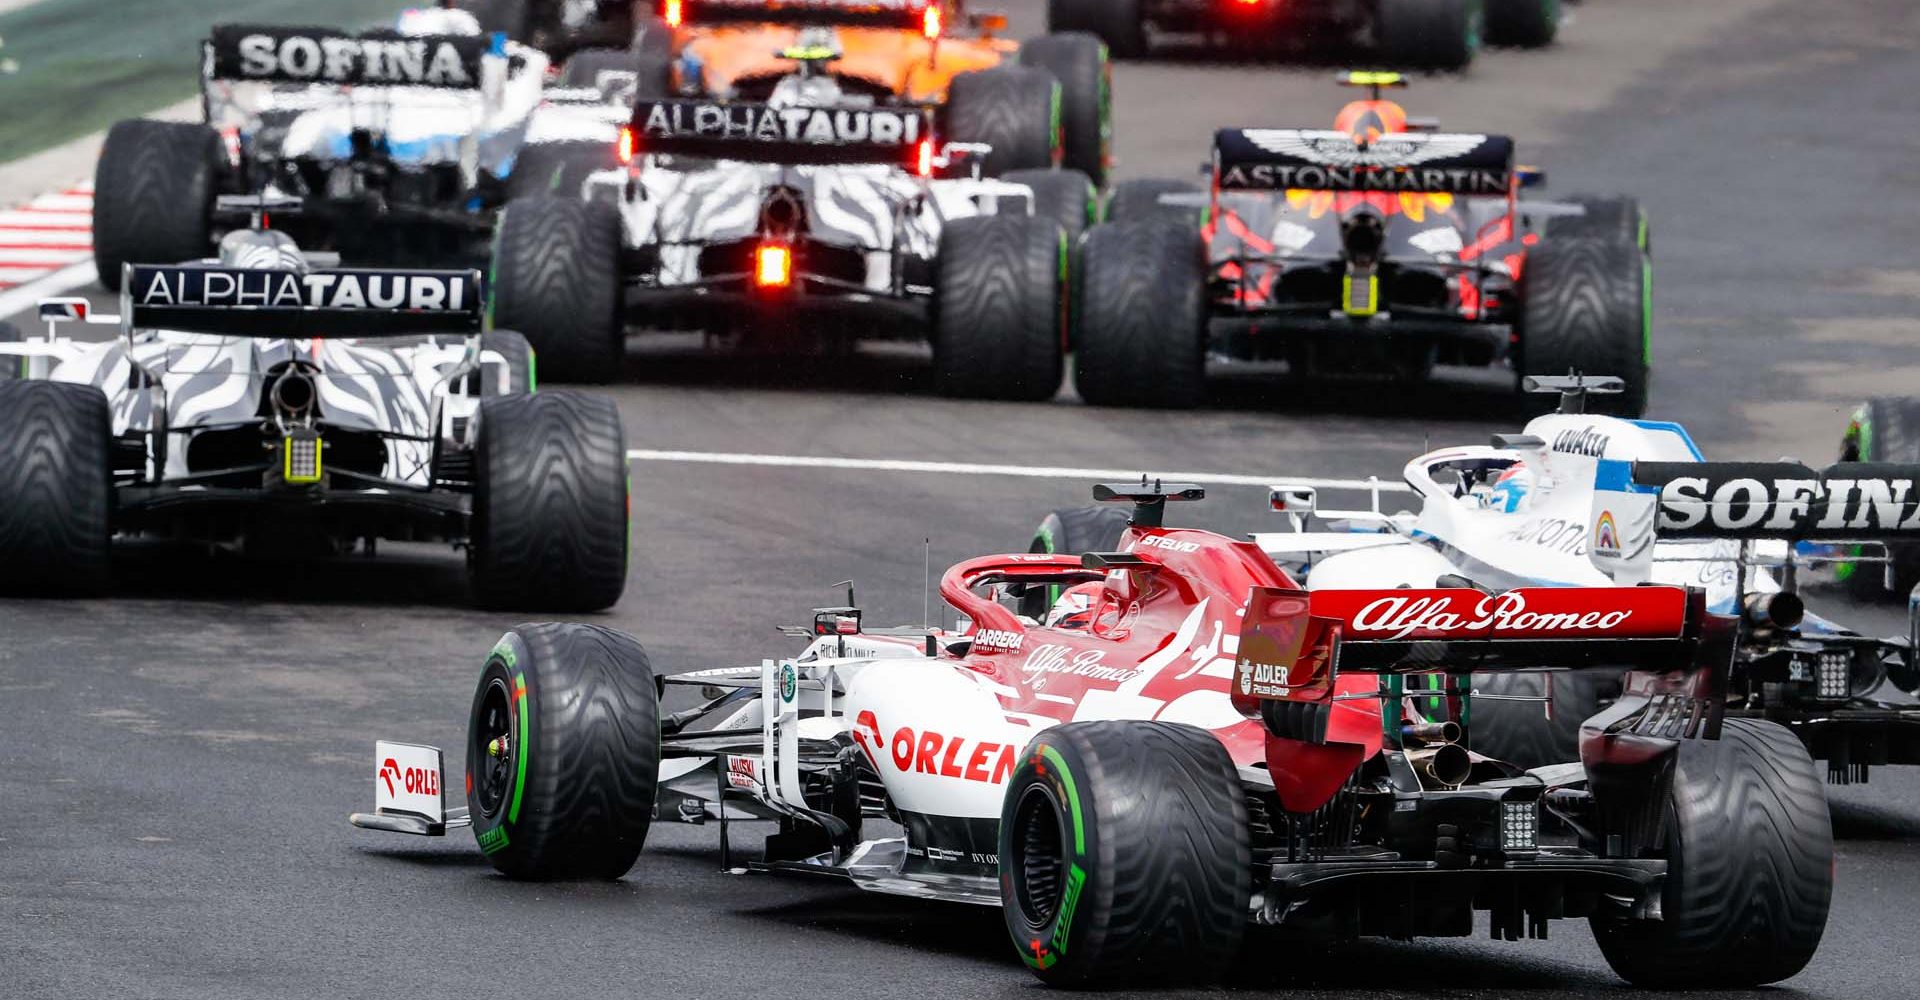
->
[352,481,1830,990]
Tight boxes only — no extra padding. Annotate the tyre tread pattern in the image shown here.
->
[1074,220,1207,408]
[934,216,1063,401]
[93,121,219,291]
[947,67,1057,177]
[1521,235,1649,416]
[0,381,113,595]
[491,196,624,384]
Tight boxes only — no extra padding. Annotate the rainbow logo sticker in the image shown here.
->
[1593,510,1621,558]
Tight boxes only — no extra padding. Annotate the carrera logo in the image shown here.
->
[1137,536,1200,553]
[1309,586,1687,642]
[1552,427,1611,458]
[852,711,1015,785]
[973,629,1023,652]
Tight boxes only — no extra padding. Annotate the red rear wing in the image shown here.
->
[1235,585,1703,702]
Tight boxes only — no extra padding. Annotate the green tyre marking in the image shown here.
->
[1037,745,1085,852]
[527,347,537,393]
[1641,254,1653,365]
[1050,863,1087,955]
[508,670,530,824]
[477,825,510,855]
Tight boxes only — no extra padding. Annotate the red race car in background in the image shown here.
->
[352,480,1831,990]
[1075,71,1653,412]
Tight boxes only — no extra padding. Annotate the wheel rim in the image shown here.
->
[474,676,515,818]
[1011,784,1069,928]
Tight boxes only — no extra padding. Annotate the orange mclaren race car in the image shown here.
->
[1049,0,1560,69]
[1071,71,1653,411]
[463,0,1110,183]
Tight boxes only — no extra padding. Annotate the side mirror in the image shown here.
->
[1270,487,1317,516]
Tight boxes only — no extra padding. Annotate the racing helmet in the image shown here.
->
[1333,99,1408,143]
[1044,582,1103,630]
[397,7,482,36]
[1487,462,1534,514]
[217,229,308,272]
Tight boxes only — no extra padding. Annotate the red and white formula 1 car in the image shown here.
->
[351,482,1831,989]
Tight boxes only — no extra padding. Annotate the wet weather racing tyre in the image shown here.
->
[470,391,628,610]
[480,330,535,396]
[93,120,219,292]
[1104,178,1201,225]
[1074,220,1207,408]
[1549,194,1651,255]
[1467,671,1616,768]
[1002,168,1095,247]
[1486,0,1559,47]
[1838,397,1920,599]
[466,623,660,880]
[1018,505,1130,620]
[1046,0,1144,58]
[1590,718,1831,988]
[0,381,113,595]
[507,140,619,200]
[1019,34,1110,186]
[1376,0,1478,71]
[1519,236,1649,416]
[933,215,1064,401]
[491,195,624,384]
[947,67,1058,178]
[1000,721,1250,987]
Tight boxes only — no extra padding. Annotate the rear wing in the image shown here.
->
[122,264,483,337]
[630,98,932,167]
[665,0,935,30]
[1213,128,1514,195]
[203,24,490,89]
[1590,460,1920,584]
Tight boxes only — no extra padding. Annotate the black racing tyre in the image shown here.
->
[507,140,619,201]
[630,15,676,60]
[0,380,113,595]
[947,67,1058,178]
[93,120,220,291]
[1548,194,1650,255]
[469,391,628,610]
[1019,33,1110,186]
[1016,505,1131,620]
[466,622,660,880]
[454,0,533,38]
[1046,0,1145,58]
[932,215,1065,401]
[1000,721,1249,987]
[0,322,20,379]
[1591,718,1831,988]
[1485,0,1559,47]
[1104,178,1201,225]
[1376,0,1480,72]
[1837,397,1920,600]
[491,195,624,384]
[1467,671,1616,768]
[1518,236,1649,417]
[558,47,672,99]
[1074,220,1207,408]
[1001,168,1096,247]
[481,330,536,395]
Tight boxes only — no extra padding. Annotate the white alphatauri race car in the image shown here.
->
[0,228,628,608]
[1238,376,1920,776]
[488,40,1089,393]
[353,482,1833,990]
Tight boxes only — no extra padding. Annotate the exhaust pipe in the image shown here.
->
[1407,743,1472,788]
[1401,720,1462,746]
[1742,591,1805,630]
[271,368,316,421]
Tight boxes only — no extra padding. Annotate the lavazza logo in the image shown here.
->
[639,101,924,146]
[233,34,474,86]
[1348,591,1632,641]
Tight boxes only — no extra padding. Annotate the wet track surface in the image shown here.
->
[6,0,1920,995]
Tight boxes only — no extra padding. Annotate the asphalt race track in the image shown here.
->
[6,0,1920,996]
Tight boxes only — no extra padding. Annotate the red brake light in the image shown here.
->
[755,245,792,288]
[922,4,941,39]
[915,138,934,178]
[618,126,635,165]
[664,0,683,27]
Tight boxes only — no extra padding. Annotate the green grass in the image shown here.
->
[0,0,407,162]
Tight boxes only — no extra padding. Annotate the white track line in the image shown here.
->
[624,449,1410,493]
[0,260,97,316]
